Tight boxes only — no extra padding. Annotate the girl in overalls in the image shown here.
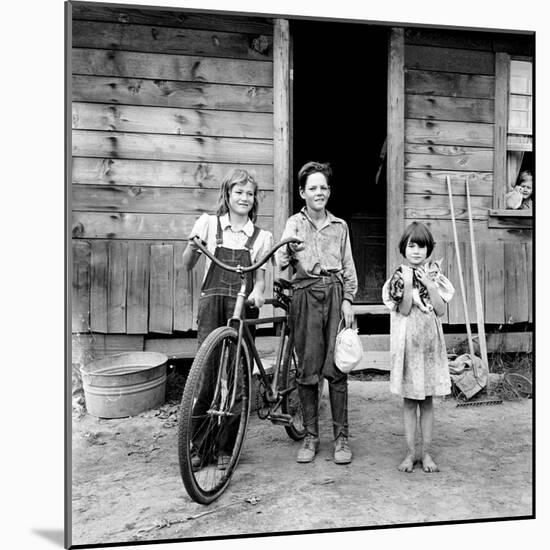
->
[182,169,273,468]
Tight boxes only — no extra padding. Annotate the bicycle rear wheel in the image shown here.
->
[178,326,251,504]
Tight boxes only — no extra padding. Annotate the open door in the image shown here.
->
[291,20,389,303]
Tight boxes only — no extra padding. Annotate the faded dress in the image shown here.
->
[382,267,455,400]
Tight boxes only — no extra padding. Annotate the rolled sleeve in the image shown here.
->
[255,230,274,270]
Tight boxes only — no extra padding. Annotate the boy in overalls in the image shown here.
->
[276,162,357,464]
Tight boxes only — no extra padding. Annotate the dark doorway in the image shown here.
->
[291,20,389,303]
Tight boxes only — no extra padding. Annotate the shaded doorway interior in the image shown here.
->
[291,20,389,303]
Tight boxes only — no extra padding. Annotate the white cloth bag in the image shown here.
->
[334,323,363,374]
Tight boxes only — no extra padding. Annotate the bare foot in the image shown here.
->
[422,453,439,473]
[397,454,415,472]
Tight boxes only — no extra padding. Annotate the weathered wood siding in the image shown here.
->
[71,4,275,334]
[403,28,533,325]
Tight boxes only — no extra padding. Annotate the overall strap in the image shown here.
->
[215,216,223,246]
[244,225,261,251]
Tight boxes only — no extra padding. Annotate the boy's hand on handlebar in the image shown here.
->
[247,288,265,309]
[288,238,305,253]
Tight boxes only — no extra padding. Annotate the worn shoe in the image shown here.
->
[296,435,320,463]
[217,453,231,470]
[333,435,352,464]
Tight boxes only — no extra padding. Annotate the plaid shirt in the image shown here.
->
[276,208,358,303]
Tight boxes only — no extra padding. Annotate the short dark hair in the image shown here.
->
[398,221,435,257]
[297,161,332,190]
[516,170,533,186]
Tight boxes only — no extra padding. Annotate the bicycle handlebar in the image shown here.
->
[191,235,302,273]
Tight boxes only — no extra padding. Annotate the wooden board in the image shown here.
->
[72,212,274,240]
[405,45,494,75]
[525,242,533,323]
[73,102,273,139]
[72,240,91,332]
[126,241,149,333]
[405,145,493,172]
[405,218,532,244]
[71,4,274,35]
[404,193,491,221]
[72,334,145,365]
[493,53,510,210]
[72,75,274,113]
[406,95,494,123]
[405,171,492,196]
[487,214,532,230]
[436,240,450,323]
[72,184,274,215]
[107,241,128,333]
[406,70,494,99]
[149,244,174,333]
[72,20,273,61]
[90,240,108,333]
[504,243,529,324]
[273,19,290,242]
[72,48,273,87]
[387,28,405,276]
[173,242,194,332]
[72,130,273,165]
[482,241,505,324]
[405,119,493,147]
[72,158,274,189]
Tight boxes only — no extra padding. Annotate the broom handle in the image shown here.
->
[446,175,475,359]
[465,178,489,367]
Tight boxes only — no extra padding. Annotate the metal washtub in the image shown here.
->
[80,352,168,418]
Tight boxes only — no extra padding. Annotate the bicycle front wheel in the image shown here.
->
[178,326,251,504]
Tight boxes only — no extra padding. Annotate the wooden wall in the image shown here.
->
[70,4,275,335]
[403,28,533,325]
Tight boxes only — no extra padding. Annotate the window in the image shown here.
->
[491,54,533,219]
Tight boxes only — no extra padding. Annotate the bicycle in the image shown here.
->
[177,235,306,504]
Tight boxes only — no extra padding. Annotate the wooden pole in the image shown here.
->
[465,177,489,367]
[273,19,290,243]
[446,176,475,359]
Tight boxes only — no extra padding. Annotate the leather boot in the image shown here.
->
[296,384,320,463]
[329,383,352,463]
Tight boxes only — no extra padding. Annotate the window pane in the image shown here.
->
[510,60,532,94]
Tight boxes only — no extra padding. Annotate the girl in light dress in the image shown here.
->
[382,222,454,473]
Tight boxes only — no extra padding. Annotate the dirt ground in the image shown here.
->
[70,375,532,547]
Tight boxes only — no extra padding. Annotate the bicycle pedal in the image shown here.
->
[268,412,292,425]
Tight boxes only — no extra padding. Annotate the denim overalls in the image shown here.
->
[193,217,261,456]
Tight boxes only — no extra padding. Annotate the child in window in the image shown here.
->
[505,170,533,210]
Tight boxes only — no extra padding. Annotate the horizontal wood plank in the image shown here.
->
[72,20,273,60]
[404,193,491,220]
[72,75,273,113]
[72,4,274,35]
[406,69,494,99]
[406,119,494,147]
[72,102,273,139]
[72,48,273,87]
[405,219,532,244]
[404,28,495,51]
[72,130,273,164]
[404,171,492,196]
[72,184,274,215]
[72,212,274,240]
[405,145,493,172]
[72,158,274,189]
[406,95,494,123]
[405,44,494,75]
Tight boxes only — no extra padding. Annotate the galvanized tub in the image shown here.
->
[80,352,168,418]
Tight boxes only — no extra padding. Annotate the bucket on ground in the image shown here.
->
[80,352,168,418]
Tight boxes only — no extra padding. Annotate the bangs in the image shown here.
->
[399,222,435,256]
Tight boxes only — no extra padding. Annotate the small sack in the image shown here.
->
[334,324,363,374]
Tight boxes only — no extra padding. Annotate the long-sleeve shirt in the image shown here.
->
[276,207,358,303]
